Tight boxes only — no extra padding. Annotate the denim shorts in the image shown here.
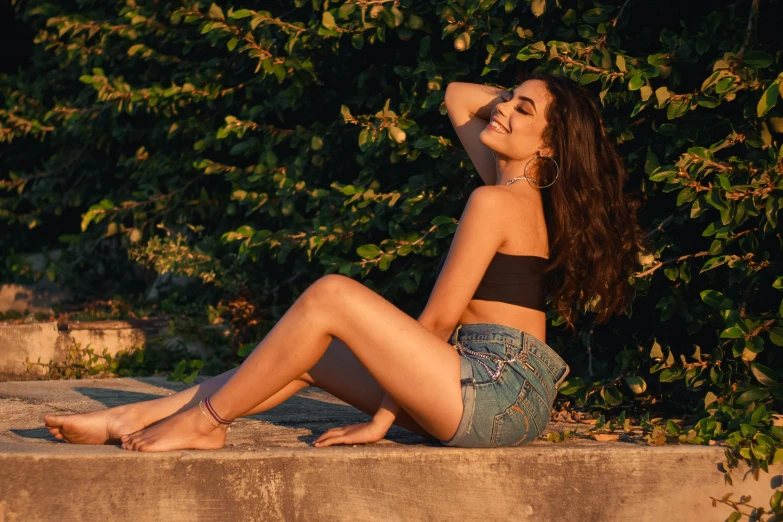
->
[437,323,570,448]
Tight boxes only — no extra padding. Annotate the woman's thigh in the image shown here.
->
[301,337,436,440]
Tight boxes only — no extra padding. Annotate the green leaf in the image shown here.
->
[530,0,546,17]
[700,290,733,310]
[704,186,728,210]
[757,81,779,118]
[720,327,744,339]
[582,7,610,23]
[208,3,225,19]
[699,255,731,273]
[235,225,254,236]
[338,4,356,18]
[643,150,659,175]
[659,368,681,383]
[769,327,783,346]
[237,343,255,356]
[431,216,453,226]
[715,77,734,94]
[650,340,663,359]
[230,9,254,19]
[716,174,732,191]
[756,430,775,448]
[750,363,778,386]
[558,377,583,395]
[743,51,774,68]
[649,166,675,182]
[356,244,382,259]
[379,253,394,270]
[735,388,769,405]
[654,86,670,107]
[697,95,720,108]
[358,128,371,150]
[687,147,711,161]
[666,99,686,119]
[322,11,336,29]
[628,73,644,91]
[676,187,696,206]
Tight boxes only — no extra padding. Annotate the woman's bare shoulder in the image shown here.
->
[473,185,547,252]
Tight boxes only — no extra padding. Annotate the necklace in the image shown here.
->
[504,176,535,186]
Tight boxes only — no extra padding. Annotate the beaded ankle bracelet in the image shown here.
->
[198,396,233,431]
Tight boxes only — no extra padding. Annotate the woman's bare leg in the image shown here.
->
[44,337,434,444]
[43,367,311,444]
[121,274,462,452]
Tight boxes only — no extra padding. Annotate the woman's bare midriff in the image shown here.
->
[457,299,547,344]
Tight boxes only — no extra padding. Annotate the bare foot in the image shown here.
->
[121,405,226,452]
[44,403,148,445]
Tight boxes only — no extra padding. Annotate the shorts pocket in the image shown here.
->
[490,378,550,447]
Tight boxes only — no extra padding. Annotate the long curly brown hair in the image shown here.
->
[518,70,647,331]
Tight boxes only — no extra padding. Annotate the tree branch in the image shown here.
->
[735,0,761,62]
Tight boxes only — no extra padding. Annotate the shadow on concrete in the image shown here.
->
[67,383,434,446]
[74,387,165,409]
[11,427,58,442]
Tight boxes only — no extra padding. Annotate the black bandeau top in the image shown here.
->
[435,251,548,312]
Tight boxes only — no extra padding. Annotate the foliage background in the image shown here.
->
[2,0,783,513]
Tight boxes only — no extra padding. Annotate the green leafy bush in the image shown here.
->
[2,0,782,508]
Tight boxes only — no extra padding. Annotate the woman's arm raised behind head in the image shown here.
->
[444,82,508,186]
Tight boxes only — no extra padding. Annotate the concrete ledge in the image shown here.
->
[0,320,207,380]
[1,378,780,521]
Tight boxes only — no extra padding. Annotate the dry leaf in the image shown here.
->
[591,433,620,442]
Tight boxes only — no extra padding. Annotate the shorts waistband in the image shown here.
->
[449,322,570,386]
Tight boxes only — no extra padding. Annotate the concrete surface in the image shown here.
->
[0,321,208,380]
[0,377,780,521]
[0,251,69,315]
[0,283,70,315]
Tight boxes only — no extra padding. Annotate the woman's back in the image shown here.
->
[446,185,550,342]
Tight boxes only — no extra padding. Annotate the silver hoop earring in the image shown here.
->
[504,152,560,189]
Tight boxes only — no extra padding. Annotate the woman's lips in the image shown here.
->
[485,122,509,133]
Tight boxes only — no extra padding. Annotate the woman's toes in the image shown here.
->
[127,433,142,449]
[122,435,136,450]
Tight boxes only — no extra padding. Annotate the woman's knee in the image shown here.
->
[300,274,352,310]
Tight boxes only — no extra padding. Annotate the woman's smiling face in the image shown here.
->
[479,79,552,160]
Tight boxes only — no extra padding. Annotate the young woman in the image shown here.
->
[43,72,643,451]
